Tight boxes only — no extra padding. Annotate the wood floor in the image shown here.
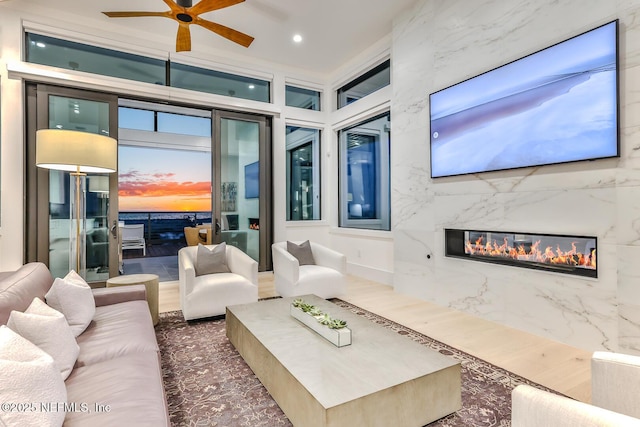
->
[158,273,592,403]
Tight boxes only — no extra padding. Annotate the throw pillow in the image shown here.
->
[45,270,95,337]
[287,240,316,266]
[8,298,80,380]
[0,325,67,427]
[196,242,231,276]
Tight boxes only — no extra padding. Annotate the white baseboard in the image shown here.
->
[347,262,393,286]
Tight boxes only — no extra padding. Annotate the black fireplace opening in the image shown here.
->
[445,229,597,278]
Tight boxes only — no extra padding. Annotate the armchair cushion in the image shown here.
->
[592,351,640,419]
[512,384,640,427]
[196,242,231,276]
[287,240,316,265]
[512,351,640,427]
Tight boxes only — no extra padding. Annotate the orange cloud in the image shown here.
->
[119,181,211,197]
[118,169,211,212]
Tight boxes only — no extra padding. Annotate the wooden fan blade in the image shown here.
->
[190,0,245,15]
[103,11,169,18]
[176,23,192,52]
[162,0,183,13]
[195,17,254,47]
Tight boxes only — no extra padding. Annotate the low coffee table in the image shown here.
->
[226,295,461,427]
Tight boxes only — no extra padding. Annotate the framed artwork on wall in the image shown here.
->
[221,182,237,212]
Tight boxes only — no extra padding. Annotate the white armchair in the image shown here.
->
[178,244,258,321]
[271,241,347,299]
[512,351,640,426]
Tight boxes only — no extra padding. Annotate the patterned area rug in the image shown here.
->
[156,299,554,426]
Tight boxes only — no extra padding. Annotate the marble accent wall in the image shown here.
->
[391,0,640,353]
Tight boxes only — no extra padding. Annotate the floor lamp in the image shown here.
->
[36,129,117,278]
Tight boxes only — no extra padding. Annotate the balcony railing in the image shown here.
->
[119,211,212,247]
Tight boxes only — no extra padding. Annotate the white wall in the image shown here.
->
[0,7,27,270]
[392,0,640,353]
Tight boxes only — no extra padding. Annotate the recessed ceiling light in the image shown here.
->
[293,34,303,43]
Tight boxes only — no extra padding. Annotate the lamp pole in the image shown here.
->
[71,166,87,274]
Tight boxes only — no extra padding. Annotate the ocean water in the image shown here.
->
[119,211,212,242]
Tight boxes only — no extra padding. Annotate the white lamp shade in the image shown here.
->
[36,129,117,173]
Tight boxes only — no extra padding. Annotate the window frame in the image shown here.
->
[337,59,391,109]
[285,85,322,111]
[338,112,391,231]
[286,126,321,221]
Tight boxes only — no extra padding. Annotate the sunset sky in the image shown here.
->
[118,146,212,212]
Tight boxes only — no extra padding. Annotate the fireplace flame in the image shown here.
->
[465,236,596,270]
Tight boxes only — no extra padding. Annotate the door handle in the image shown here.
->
[110,220,118,240]
[215,219,221,235]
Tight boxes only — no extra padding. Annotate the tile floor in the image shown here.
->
[122,255,179,281]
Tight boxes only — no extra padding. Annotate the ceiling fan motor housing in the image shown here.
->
[176,0,193,7]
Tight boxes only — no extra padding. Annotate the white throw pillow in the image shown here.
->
[0,325,67,427]
[8,297,80,380]
[45,270,95,337]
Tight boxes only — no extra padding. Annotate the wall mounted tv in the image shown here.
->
[429,20,619,178]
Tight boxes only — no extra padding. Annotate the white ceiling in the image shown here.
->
[6,0,418,75]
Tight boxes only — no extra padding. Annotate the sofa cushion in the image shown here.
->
[64,351,169,427]
[75,300,158,367]
[196,242,230,275]
[7,297,79,380]
[0,325,67,427]
[0,262,54,325]
[45,270,96,337]
[287,240,316,266]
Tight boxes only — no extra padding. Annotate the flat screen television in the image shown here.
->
[244,161,259,199]
[429,20,619,178]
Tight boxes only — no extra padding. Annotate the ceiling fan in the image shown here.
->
[102,0,254,52]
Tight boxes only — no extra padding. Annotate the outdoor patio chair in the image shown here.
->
[121,224,146,256]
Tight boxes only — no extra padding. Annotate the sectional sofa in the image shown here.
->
[0,262,169,426]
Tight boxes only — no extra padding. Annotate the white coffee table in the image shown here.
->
[226,295,461,427]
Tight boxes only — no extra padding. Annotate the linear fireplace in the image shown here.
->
[445,229,597,278]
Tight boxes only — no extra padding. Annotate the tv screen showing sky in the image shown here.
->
[429,20,618,178]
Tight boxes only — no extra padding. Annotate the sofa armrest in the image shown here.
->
[227,246,258,286]
[311,243,347,274]
[512,385,640,427]
[592,351,640,419]
[92,285,146,307]
[272,243,299,285]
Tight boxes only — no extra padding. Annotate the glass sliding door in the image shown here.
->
[117,100,212,279]
[26,84,119,284]
[214,111,271,271]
